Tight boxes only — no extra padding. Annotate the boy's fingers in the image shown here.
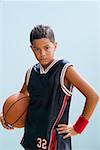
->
[58,124,68,127]
[6,123,14,129]
[4,125,14,130]
[7,125,14,129]
[0,116,13,130]
[1,121,14,130]
[57,127,68,131]
[63,133,71,139]
[2,124,10,130]
[58,129,68,134]
[57,127,72,134]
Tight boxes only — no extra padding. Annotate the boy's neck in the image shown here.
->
[41,59,55,70]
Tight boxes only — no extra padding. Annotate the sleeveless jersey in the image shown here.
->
[21,59,73,150]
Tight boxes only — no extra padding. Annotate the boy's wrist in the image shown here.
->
[73,115,89,134]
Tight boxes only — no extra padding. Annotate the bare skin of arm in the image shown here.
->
[20,70,29,95]
[57,66,99,139]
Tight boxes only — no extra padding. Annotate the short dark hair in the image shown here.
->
[30,25,55,44]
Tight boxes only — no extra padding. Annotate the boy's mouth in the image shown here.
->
[40,58,47,61]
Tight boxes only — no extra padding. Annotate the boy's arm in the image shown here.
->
[0,70,30,129]
[66,66,98,121]
[20,70,30,96]
[57,66,99,138]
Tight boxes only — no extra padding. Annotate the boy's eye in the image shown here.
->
[45,47,50,50]
[34,48,40,51]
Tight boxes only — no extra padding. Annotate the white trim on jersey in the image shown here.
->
[25,60,74,95]
[26,67,33,86]
[60,63,73,96]
[39,59,59,74]
[25,59,60,86]
[25,60,59,86]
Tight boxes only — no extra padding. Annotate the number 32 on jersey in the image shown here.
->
[37,137,47,149]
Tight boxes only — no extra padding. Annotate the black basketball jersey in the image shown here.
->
[21,59,73,150]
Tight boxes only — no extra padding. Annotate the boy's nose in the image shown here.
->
[40,50,46,57]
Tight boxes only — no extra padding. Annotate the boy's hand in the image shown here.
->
[57,124,78,139]
[0,113,14,130]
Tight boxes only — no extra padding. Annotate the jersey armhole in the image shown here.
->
[60,63,73,96]
[26,66,33,86]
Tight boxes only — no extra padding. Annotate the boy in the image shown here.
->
[0,25,99,150]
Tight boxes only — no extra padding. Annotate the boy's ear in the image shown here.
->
[30,45,32,49]
[54,42,58,49]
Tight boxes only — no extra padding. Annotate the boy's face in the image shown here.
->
[30,38,57,69]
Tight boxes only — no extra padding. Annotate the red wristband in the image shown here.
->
[73,115,89,134]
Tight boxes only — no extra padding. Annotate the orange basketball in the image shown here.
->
[3,92,30,128]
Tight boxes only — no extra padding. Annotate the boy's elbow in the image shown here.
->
[92,92,99,104]
[96,94,99,103]
[86,91,99,104]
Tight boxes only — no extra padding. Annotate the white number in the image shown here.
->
[37,137,47,149]
[42,139,47,149]
[37,138,42,148]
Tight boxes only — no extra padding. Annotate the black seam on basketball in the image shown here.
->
[11,106,28,126]
[3,96,29,121]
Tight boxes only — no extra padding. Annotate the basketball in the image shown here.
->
[3,92,30,128]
